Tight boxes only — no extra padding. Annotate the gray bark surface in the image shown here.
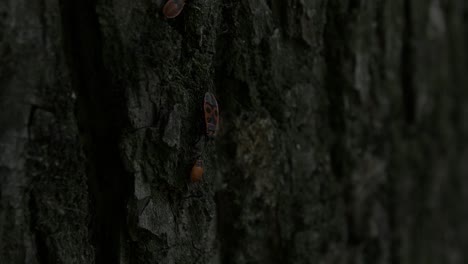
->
[1,0,467,263]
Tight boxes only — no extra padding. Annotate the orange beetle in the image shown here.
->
[163,0,186,18]
[190,159,204,182]
[204,92,219,138]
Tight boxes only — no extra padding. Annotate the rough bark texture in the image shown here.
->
[1,0,467,263]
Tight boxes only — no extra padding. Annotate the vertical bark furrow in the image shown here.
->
[401,0,415,124]
[59,0,129,262]
[323,2,356,263]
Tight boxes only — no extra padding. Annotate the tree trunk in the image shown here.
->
[1,0,467,263]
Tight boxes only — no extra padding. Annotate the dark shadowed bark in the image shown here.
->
[1,0,467,263]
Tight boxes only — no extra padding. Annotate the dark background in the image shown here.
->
[1,0,467,263]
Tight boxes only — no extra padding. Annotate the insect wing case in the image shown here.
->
[203,92,219,138]
[163,0,185,18]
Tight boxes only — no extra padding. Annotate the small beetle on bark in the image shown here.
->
[163,0,186,18]
[191,159,204,182]
[189,93,219,183]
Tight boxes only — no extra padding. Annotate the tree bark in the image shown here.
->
[1,0,467,263]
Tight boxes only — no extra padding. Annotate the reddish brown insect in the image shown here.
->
[162,0,186,18]
[191,159,204,182]
[204,92,219,138]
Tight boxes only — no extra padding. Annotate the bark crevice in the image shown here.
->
[401,0,415,124]
[59,0,130,262]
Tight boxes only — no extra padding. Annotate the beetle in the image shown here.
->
[191,159,204,182]
[163,0,186,18]
[203,92,219,138]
